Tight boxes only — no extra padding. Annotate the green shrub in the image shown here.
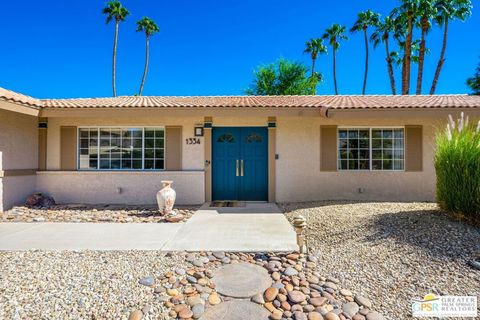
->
[435,113,480,219]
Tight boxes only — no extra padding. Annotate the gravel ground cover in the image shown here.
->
[0,250,387,320]
[280,201,480,319]
[0,205,198,223]
[0,251,187,319]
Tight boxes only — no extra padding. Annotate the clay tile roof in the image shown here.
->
[1,86,480,110]
[39,94,480,110]
[0,87,41,108]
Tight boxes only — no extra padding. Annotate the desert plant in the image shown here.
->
[435,112,480,219]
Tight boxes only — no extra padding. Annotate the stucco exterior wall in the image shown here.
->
[37,109,479,204]
[0,108,38,211]
[275,115,443,202]
[36,171,205,205]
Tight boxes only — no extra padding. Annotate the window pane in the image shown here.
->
[348,139,358,148]
[122,159,132,169]
[80,129,89,138]
[155,159,164,169]
[339,160,347,170]
[394,129,404,138]
[383,160,393,170]
[144,159,154,169]
[372,130,382,138]
[383,130,393,138]
[339,149,348,160]
[89,160,98,169]
[383,139,393,148]
[394,149,404,160]
[145,139,155,148]
[100,160,110,169]
[372,160,382,170]
[145,149,154,158]
[339,130,348,139]
[394,160,404,170]
[348,160,358,170]
[339,139,348,148]
[372,139,382,148]
[359,150,369,160]
[111,159,121,169]
[350,150,359,159]
[132,159,142,169]
[382,149,392,158]
[155,149,164,158]
[100,129,110,138]
[155,130,164,138]
[394,139,404,149]
[132,138,142,148]
[145,129,154,138]
[132,149,142,158]
[359,159,370,170]
[359,138,369,148]
[348,130,358,139]
[372,150,382,159]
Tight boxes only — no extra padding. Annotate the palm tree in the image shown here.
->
[391,1,419,95]
[350,10,380,95]
[430,0,472,94]
[322,24,348,95]
[371,16,399,95]
[415,0,436,95]
[136,17,160,96]
[303,38,327,94]
[102,1,130,97]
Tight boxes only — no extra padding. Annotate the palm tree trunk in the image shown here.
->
[416,17,428,95]
[362,28,369,95]
[430,18,448,95]
[139,36,150,96]
[333,48,338,95]
[112,21,119,97]
[311,58,316,77]
[402,11,413,95]
[385,38,396,95]
[311,58,316,95]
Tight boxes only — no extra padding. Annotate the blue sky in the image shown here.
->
[0,1,478,98]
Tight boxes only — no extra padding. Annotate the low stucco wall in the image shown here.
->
[36,171,205,205]
[1,176,37,210]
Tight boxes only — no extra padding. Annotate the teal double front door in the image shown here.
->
[212,127,268,201]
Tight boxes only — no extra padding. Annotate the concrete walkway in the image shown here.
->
[0,203,297,251]
[163,203,297,252]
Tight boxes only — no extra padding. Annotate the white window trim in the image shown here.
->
[337,126,405,172]
[77,126,166,171]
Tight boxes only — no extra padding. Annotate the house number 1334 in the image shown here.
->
[186,138,201,145]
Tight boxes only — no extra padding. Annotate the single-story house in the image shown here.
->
[1,86,479,211]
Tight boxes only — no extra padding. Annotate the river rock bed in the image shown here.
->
[0,204,198,223]
[129,251,385,320]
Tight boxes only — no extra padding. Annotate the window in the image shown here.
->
[338,128,404,171]
[78,127,165,170]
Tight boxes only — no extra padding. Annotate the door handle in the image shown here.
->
[240,159,244,177]
[235,160,239,176]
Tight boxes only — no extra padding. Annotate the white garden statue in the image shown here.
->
[157,180,176,215]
